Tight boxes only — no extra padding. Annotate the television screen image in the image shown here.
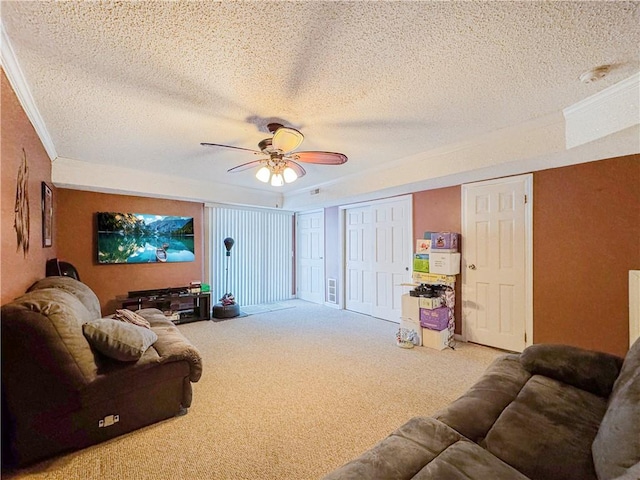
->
[97,212,195,264]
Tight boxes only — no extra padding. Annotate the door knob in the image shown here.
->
[469,264,476,270]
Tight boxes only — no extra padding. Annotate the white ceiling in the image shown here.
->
[1,1,639,210]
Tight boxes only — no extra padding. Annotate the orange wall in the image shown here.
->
[1,69,58,304]
[56,189,204,314]
[413,186,462,334]
[533,155,640,356]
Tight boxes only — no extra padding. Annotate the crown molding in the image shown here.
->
[563,71,640,149]
[0,21,57,161]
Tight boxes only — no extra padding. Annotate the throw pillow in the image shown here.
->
[113,308,151,329]
[82,318,158,362]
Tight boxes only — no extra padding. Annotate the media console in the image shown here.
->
[121,287,211,324]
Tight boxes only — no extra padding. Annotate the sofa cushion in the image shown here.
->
[414,439,529,480]
[483,375,607,480]
[322,417,462,480]
[433,354,531,443]
[592,338,640,480]
[83,318,158,362]
[520,343,623,397]
[28,276,101,319]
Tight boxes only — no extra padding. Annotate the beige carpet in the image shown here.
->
[5,300,503,480]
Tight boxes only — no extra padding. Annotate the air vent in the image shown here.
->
[327,278,337,304]
[310,188,320,195]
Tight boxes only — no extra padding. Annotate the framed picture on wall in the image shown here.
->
[41,181,53,247]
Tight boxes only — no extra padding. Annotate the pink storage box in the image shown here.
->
[419,307,450,331]
[430,232,459,252]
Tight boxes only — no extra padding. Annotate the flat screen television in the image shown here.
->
[97,212,195,264]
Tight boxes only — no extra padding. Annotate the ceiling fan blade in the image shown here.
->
[272,127,304,153]
[201,142,264,155]
[227,160,265,173]
[291,151,348,165]
[284,159,306,178]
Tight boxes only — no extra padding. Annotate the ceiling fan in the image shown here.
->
[201,123,347,187]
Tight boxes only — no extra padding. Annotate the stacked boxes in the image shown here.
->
[414,238,431,273]
[413,254,430,273]
[429,231,461,275]
[430,252,461,275]
[430,232,458,252]
[419,307,449,330]
[422,328,450,350]
[403,230,459,351]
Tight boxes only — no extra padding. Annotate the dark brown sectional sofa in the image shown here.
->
[323,339,640,480]
[1,277,202,467]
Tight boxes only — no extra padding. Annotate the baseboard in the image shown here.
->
[324,302,340,309]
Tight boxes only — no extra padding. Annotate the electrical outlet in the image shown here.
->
[98,414,120,428]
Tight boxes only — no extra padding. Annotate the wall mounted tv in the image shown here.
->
[97,212,195,264]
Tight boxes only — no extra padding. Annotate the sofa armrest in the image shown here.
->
[520,344,623,397]
[137,309,203,382]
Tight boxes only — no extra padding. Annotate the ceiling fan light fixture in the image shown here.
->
[272,127,304,153]
[283,167,298,183]
[271,173,284,187]
[256,166,271,183]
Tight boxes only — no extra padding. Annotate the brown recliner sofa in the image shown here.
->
[1,277,203,467]
[323,338,640,480]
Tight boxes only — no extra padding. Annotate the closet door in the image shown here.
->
[296,210,325,304]
[344,195,412,322]
[371,198,412,323]
[345,206,373,315]
[462,175,532,352]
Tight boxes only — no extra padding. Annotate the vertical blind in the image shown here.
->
[206,205,294,306]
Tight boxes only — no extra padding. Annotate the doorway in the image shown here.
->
[461,175,532,352]
[296,210,325,304]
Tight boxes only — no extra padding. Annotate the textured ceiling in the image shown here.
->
[1,1,639,199]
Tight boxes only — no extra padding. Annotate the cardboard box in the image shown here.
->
[420,307,450,331]
[422,327,450,350]
[418,296,444,309]
[416,238,431,254]
[400,317,422,346]
[413,254,430,273]
[401,294,420,320]
[412,272,457,287]
[429,252,461,275]
[430,232,459,252]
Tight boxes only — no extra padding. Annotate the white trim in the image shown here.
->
[564,72,640,149]
[461,174,533,350]
[630,270,640,348]
[323,302,341,310]
[0,22,57,161]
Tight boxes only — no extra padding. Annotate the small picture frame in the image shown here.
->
[42,181,53,247]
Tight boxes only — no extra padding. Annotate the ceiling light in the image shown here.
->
[283,167,298,183]
[256,166,271,183]
[270,173,284,187]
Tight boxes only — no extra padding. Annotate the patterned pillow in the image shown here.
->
[113,309,151,329]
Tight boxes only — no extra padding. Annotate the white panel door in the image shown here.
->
[345,207,373,315]
[372,199,412,322]
[462,175,532,352]
[296,211,324,304]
